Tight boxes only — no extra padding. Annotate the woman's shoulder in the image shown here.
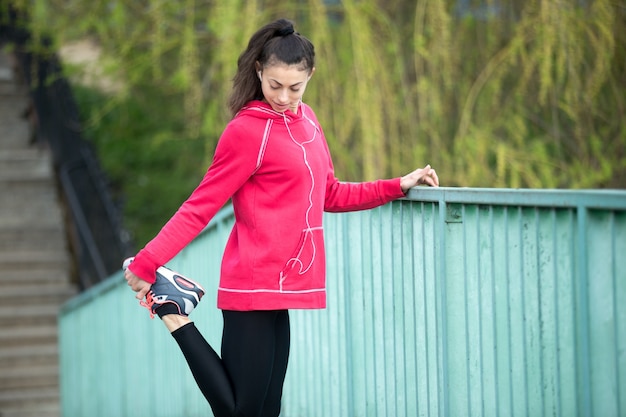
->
[224,104,269,131]
[218,105,271,148]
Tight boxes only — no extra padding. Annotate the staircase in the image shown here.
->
[0,50,77,417]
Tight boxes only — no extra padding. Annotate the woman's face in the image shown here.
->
[258,62,314,113]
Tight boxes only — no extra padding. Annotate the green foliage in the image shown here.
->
[7,0,625,246]
[72,85,207,245]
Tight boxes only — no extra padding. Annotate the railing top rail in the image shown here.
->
[405,187,626,210]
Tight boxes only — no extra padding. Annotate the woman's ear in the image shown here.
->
[308,67,316,80]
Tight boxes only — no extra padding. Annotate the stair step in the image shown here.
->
[0,283,77,306]
[0,82,21,95]
[0,304,60,327]
[0,343,59,360]
[0,214,65,229]
[0,387,59,402]
[0,194,63,208]
[0,228,67,251]
[0,342,58,364]
[0,170,55,184]
[0,404,60,417]
[0,387,59,412]
[0,363,59,390]
[0,268,74,285]
[0,185,62,199]
[0,178,57,195]
[0,182,61,200]
[0,65,27,97]
[0,195,63,207]
[0,190,65,225]
[0,249,71,271]
[0,324,58,346]
[0,149,53,181]
[0,92,29,116]
[0,148,50,161]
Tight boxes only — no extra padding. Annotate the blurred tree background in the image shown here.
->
[3,0,625,246]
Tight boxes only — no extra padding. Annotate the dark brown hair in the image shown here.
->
[227,19,315,117]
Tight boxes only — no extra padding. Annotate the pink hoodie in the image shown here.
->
[129,101,405,310]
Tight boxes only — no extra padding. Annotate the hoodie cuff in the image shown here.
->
[383,177,407,200]
[127,251,160,284]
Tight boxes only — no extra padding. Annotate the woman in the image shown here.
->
[124,18,438,417]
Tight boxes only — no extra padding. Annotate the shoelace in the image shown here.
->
[139,291,156,319]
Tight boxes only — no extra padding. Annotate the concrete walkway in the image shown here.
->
[0,49,76,417]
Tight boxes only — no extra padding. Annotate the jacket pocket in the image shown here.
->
[279,226,324,291]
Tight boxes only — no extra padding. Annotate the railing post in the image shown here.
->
[576,205,592,416]
[438,198,449,417]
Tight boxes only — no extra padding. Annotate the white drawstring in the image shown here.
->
[281,109,318,276]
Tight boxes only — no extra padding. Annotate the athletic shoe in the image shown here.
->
[123,258,205,319]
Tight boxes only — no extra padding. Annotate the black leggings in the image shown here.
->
[171,310,290,417]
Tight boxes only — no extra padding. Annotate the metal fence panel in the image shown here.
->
[59,189,626,417]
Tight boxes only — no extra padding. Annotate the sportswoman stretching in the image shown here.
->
[124,18,439,417]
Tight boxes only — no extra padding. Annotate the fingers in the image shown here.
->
[122,257,151,301]
[400,164,440,192]
[430,168,439,186]
[127,276,145,292]
[127,274,150,300]
[419,165,439,187]
[124,270,136,287]
[135,286,150,301]
[124,269,150,296]
[424,167,439,187]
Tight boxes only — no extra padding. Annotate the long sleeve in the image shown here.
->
[320,129,405,212]
[129,122,264,283]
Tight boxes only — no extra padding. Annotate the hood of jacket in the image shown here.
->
[236,100,306,123]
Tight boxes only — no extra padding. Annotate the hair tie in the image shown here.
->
[276,25,295,37]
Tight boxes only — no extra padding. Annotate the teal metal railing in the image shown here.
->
[58,188,626,417]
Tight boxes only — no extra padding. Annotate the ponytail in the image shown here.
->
[228,19,315,117]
